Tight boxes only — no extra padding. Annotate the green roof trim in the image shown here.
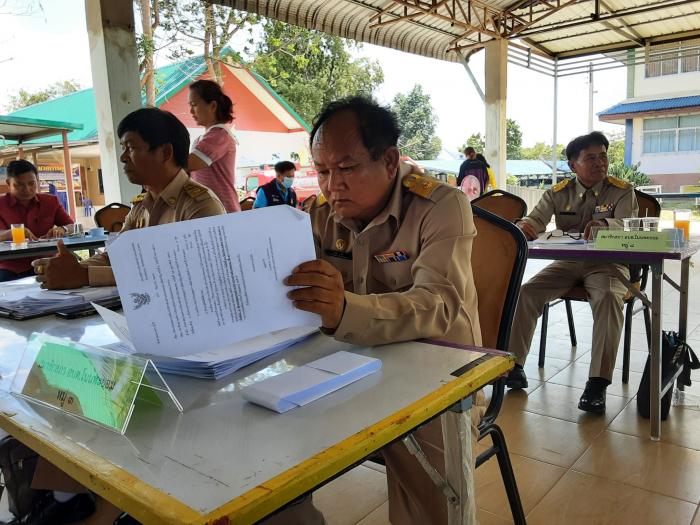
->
[152,55,208,107]
[0,114,83,131]
[248,69,311,132]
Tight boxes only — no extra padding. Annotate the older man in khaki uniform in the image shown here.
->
[284,97,481,525]
[507,131,638,413]
[34,107,225,290]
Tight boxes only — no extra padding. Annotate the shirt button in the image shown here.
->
[168,197,176,205]
[358,276,364,283]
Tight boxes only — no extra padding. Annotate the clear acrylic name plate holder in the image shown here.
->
[10,333,182,435]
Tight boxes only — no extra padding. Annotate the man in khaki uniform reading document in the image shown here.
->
[283,97,482,524]
[507,131,638,413]
[33,108,225,289]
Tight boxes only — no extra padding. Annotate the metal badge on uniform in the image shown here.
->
[374,250,410,263]
[325,249,352,260]
[594,203,614,213]
[335,239,346,250]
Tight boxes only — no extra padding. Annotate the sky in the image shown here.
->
[0,0,628,154]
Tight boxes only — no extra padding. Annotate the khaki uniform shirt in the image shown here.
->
[82,170,225,285]
[310,166,482,348]
[522,175,638,234]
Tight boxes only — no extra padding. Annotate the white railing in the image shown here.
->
[506,185,545,215]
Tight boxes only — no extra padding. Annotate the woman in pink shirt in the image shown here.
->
[187,79,240,212]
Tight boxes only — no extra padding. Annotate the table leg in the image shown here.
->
[442,405,476,525]
[650,262,663,441]
[679,258,689,340]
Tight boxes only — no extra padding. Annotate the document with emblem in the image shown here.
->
[107,206,319,357]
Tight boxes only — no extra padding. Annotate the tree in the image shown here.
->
[458,133,485,153]
[521,142,566,161]
[391,85,441,160]
[160,0,258,86]
[252,20,383,124]
[607,139,625,165]
[6,80,81,111]
[506,119,523,159]
[136,0,161,106]
[457,119,523,158]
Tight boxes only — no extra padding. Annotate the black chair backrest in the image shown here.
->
[94,203,131,232]
[472,189,528,223]
[634,189,661,219]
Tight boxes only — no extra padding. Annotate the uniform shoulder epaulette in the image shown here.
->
[131,192,146,204]
[552,178,571,193]
[402,174,441,200]
[316,193,328,207]
[183,182,211,201]
[607,175,631,189]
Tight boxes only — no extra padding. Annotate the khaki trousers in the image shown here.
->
[509,261,628,381]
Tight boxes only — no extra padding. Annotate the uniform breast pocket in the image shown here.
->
[372,260,414,293]
[323,257,354,289]
[592,211,613,221]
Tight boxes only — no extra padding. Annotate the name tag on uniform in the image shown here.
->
[324,249,352,260]
[558,211,577,216]
[594,203,614,213]
[374,250,410,263]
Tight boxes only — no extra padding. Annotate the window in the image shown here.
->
[645,39,700,77]
[643,115,700,154]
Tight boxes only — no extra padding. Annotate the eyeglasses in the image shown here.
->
[547,229,582,240]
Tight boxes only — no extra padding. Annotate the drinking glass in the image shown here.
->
[673,209,691,240]
[623,218,641,231]
[10,224,26,246]
[642,217,660,232]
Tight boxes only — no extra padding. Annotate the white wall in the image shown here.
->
[633,63,700,98]
[630,116,700,176]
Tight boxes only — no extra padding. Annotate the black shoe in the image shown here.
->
[505,365,528,389]
[578,380,607,414]
[11,492,96,525]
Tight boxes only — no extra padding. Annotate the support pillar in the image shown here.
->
[62,131,77,221]
[484,39,508,189]
[85,0,142,205]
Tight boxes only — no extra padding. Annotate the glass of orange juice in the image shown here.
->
[10,224,26,246]
[673,209,691,241]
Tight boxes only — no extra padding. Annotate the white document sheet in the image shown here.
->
[240,351,382,413]
[107,206,319,357]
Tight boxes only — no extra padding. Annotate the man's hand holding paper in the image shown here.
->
[285,259,345,331]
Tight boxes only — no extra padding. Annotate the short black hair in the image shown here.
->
[6,159,38,178]
[274,161,296,173]
[117,107,190,168]
[565,131,609,161]
[464,147,476,155]
[310,96,401,160]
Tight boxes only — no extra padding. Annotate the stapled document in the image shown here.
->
[240,351,382,413]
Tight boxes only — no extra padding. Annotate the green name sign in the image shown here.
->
[595,230,670,252]
[14,334,157,434]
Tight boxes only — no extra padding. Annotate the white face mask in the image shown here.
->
[283,177,294,189]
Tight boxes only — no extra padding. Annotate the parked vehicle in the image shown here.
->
[243,166,320,205]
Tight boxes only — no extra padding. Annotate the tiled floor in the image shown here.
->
[313,254,700,524]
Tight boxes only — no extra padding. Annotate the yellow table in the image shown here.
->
[0,316,512,524]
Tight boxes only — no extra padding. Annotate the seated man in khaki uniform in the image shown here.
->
[507,131,638,413]
[33,107,225,289]
[284,97,482,524]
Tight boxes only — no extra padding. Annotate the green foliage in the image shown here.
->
[457,119,523,159]
[506,119,523,159]
[506,174,519,186]
[391,85,441,160]
[521,142,566,161]
[607,140,625,165]
[608,161,651,186]
[6,80,81,111]
[458,133,485,153]
[252,20,384,124]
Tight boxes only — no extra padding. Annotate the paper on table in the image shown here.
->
[95,298,318,379]
[240,351,382,413]
[108,206,319,357]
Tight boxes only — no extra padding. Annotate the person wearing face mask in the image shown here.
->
[253,160,298,209]
[187,79,240,213]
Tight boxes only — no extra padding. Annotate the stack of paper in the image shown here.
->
[96,305,317,380]
[240,351,382,413]
[0,278,118,318]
